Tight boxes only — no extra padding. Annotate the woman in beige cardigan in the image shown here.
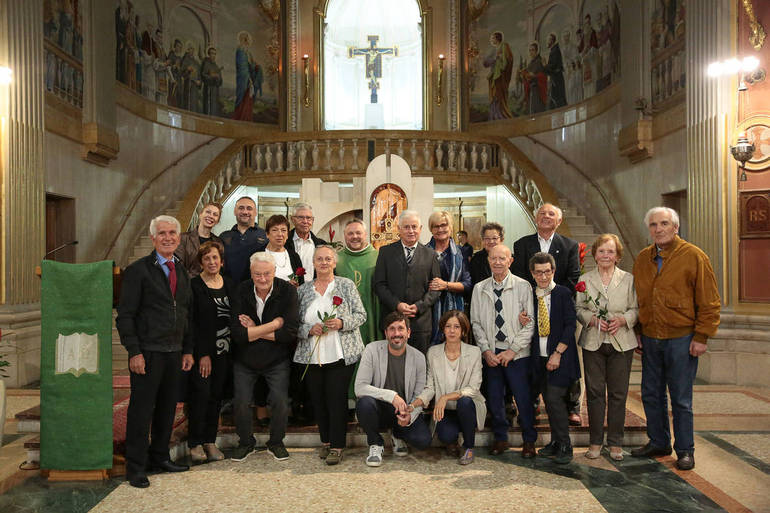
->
[577,234,638,461]
[413,310,486,465]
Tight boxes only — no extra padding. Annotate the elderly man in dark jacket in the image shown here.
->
[229,251,299,462]
[117,215,194,489]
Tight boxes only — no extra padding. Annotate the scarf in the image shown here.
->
[428,238,465,345]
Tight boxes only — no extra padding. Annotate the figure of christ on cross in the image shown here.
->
[348,35,398,104]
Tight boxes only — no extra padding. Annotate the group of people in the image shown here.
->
[117,198,720,489]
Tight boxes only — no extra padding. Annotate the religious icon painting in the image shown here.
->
[370,183,407,249]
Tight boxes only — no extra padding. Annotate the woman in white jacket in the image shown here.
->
[413,310,486,465]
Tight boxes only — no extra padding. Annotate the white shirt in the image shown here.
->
[303,280,344,365]
[266,249,293,281]
[293,231,316,278]
[254,285,273,321]
[538,232,555,253]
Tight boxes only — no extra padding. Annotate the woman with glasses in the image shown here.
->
[427,211,471,346]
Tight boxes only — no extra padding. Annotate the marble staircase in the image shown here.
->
[557,197,600,273]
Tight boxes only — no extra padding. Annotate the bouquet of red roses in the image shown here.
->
[575,281,618,344]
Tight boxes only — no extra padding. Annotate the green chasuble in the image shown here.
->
[337,244,383,400]
[336,244,382,344]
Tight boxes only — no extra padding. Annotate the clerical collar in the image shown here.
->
[345,244,370,254]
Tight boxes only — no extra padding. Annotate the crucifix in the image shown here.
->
[348,35,398,104]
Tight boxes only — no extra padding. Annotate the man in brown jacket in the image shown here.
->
[630,207,720,471]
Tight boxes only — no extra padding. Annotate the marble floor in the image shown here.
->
[1,364,769,513]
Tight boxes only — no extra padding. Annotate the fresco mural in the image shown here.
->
[466,0,621,123]
[114,0,280,124]
[44,0,84,109]
[650,0,686,109]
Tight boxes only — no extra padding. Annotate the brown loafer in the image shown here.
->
[489,440,510,455]
[521,441,536,459]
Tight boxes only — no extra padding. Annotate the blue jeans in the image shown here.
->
[355,396,432,449]
[482,353,537,443]
[435,397,477,449]
[641,334,698,455]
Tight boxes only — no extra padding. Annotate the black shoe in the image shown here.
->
[128,475,150,488]
[267,442,290,461]
[538,441,559,458]
[231,444,256,462]
[553,444,573,464]
[676,453,695,470]
[630,442,673,458]
[148,460,189,473]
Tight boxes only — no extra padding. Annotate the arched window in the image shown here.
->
[323,0,423,130]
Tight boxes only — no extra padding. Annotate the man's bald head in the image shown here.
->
[488,244,513,281]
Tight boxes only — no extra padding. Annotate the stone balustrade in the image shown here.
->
[183,132,545,230]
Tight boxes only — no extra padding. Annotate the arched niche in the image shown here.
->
[316,0,430,130]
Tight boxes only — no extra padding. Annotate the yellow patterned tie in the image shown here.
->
[537,295,550,337]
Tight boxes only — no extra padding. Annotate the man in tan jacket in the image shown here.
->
[631,207,720,471]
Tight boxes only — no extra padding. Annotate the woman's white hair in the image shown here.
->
[149,215,181,237]
[250,251,276,267]
[643,207,680,228]
[314,245,338,262]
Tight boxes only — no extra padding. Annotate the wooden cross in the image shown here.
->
[348,35,398,104]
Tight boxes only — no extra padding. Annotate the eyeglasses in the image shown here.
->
[532,269,554,276]
[294,215,314,221]
[483,236,501,242]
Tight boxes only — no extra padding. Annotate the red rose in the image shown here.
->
[575,281,587,293]
[332,295,343,306]
[295,267,306,277]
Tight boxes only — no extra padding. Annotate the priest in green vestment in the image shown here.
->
[336,219,383,399]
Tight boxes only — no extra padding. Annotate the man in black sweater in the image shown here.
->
[117,215,194,489]
[229,251,299,462]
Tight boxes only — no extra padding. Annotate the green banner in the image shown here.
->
[40,260,113,470]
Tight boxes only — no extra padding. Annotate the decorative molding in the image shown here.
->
[742,0,767,50]
[288,0,299,131]
[448,0,459,131]
[736,114,770,172]
[618,119,653,163]
[44,94,83,143]
[81,123,119,166]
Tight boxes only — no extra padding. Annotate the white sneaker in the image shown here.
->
[366,445,384,467]
[392,436,408,457]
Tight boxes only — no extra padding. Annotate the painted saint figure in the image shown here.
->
[483,31,513,120]
[520,42,547,115]
[166,39,184,108]
[232,31,263,122]
[544,33,567,109]
[201,47,223,117]
[180,42,202,113]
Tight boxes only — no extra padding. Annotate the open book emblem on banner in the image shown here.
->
[55,333,99,377]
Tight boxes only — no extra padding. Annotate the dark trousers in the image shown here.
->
[187,351,231,446]
[125,351,182,479]
[567,378,582,415]
[583,345,634,446]
[435,397,477,449]
[305,359,355,448]
[641,334,698,455]
[233,359,290,447]
[483,352,537,443]
[355,396,431,449]
[408,330,430,354]
[534,357,571,446]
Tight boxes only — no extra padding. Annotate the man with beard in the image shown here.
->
[354,312,431,467]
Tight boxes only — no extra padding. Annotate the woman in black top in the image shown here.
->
[188,240,236,463]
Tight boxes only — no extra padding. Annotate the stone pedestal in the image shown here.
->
[697,313,770,387]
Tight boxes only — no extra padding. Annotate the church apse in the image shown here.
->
[465,0,620,123]
[114,0,280,125]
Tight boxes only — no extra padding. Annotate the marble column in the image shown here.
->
[686,0,732,298]
[0,0,45,387]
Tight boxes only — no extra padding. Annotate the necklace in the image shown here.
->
[269,248,289,268]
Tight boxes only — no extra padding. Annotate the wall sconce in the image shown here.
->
[708,56,760,90]
[436,54,445,106]
[0,67,12,85]
[302,54,311,108]
[731,131,755,181]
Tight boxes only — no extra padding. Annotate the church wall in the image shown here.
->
[45,106,232,266]
[511,103,688,263]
